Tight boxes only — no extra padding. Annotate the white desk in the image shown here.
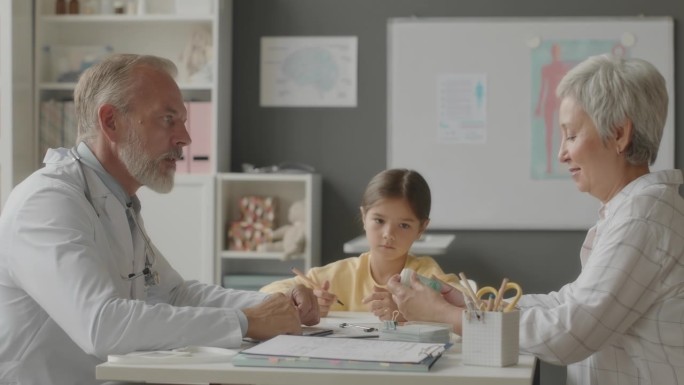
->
[343,233,455,255]
[96,312,534,385]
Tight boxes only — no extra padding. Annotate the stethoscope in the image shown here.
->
[70,147,159,287]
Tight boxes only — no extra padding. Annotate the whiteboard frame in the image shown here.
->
[387,17,675,230]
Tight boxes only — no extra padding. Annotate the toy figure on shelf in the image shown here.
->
[257,200,306,259]
[179,26,213,83]
[227,196,276,251]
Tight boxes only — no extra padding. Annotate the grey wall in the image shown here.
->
[231,1,682,383]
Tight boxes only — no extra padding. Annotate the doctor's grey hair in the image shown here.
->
[555,54,668,166]
[74,53,178,145]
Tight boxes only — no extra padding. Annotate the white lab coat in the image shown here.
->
[0,148,268,385]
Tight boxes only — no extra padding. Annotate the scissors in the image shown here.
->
[475,280,522,312]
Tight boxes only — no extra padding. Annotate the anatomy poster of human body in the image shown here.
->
[530,40,626,179]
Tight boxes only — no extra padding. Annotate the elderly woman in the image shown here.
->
[387,54,683,385]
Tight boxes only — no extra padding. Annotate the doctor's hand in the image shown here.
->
[362,286,404,322]
[386,273,462,333]
[289,284,320,325]
[243,293,302,341]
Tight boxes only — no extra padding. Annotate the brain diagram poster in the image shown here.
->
[260,36,358,107]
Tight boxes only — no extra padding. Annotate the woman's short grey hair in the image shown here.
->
[556,54,668,166]
[73,53,178,145]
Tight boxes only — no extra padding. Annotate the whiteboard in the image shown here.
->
[388,17,674,230]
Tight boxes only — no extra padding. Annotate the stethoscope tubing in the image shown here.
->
[69,146,158,286]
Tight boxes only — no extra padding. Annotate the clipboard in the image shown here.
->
[232,350,443,372]
[233,335,449,372]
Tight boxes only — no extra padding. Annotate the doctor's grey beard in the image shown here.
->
[118,127,182,194]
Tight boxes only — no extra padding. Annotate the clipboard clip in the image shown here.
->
[419,345,445,358]
[339,322,377,332]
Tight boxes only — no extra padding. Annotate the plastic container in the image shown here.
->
[399,268,442,292]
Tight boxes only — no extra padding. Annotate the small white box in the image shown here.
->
[462,310,519,367]
[175,0,212,15]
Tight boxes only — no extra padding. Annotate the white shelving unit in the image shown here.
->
[33,0,232,283]
[34,0,232,171]
[216,173,322,290]
[137,175,215,283]
[0,0,34,210]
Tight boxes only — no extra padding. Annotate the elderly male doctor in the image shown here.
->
[0,54,320,385]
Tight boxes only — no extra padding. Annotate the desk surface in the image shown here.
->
[96,312,534,385]
[343,233,455,255]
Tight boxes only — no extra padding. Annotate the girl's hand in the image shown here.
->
[313,280,336,317]
[362,286,405,321]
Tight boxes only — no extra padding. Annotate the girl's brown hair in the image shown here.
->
[361,168,431,223]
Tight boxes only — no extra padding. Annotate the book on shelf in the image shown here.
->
[38,99,77,163]
[39,99,64,162]
[38,99,212,171]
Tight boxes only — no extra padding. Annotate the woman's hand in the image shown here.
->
[386,272,462,332]
[433,275,466,307]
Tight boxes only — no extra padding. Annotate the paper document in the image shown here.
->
[107,346,237,365]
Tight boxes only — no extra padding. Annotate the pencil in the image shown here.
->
[458,272,480,309]
[493,277,509,312]
[290,267,345,306]
[486,294,495,312]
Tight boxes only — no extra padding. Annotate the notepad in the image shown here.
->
[379,323,452,343]
[232,335,449,372]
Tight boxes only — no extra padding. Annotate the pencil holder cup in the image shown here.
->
[462,310,519,367]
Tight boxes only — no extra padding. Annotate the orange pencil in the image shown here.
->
[291,267,345,306]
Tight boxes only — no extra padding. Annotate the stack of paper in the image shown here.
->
[107,346,237,365]
[379,324,451,343]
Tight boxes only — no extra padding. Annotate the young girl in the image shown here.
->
[260,168,460,320]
